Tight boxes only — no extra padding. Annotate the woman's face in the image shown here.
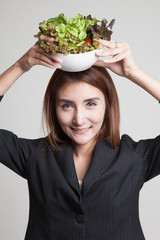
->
[56,81,106,148]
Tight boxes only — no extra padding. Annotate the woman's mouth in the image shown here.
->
[71,127,91,134]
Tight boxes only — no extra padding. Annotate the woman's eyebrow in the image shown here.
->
[58,97,100,103]
[57,99,74,103]
[84,97,100,102]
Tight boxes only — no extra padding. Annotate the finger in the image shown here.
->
[37,55,61,68]
[33,44,63,63]
[99,39,121,49]
[36,60,56,69]
[31,52,61,68]
[39,35,55,42]
[36,59,61,69]
[96,44,128,57]
[93,60,110,68]
[99,39,128,50]
[102,49,129,63]
[38,49,63,63]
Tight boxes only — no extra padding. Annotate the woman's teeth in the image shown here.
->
[72,127,90,132]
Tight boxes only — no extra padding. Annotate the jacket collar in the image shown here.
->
[54,141,119,197]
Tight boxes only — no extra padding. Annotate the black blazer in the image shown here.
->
[0,129,160,240]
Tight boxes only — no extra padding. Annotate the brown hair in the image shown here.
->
[43,66,120,150]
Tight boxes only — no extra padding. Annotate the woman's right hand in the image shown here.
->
[0,36,62,96]
[17,35,62,72]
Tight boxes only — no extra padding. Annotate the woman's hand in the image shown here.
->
[95,39,160,101]
[94,39,140,80]
[17,35,62,72]
[0,36,62,95]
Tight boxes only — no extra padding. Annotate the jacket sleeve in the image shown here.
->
[0,96,4,101]
[122,134,160,182]
[0,129,36,179]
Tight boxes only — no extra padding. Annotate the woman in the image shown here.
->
[0,35,160,240]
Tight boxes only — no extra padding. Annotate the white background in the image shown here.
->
[0,0,160,239]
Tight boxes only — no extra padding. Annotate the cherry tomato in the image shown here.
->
[84,39,92,44]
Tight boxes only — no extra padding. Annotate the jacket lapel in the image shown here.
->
[81,141,119,196]
[54,141,119,198]
[54,143,81,196]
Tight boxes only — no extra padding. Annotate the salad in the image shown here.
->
[34,13,115,55]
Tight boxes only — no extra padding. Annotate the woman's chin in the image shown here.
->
[70,136,96,147]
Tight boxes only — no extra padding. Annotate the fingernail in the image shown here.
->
[56,64,61,68]
[95,52,100,56]
[58,58,63,63]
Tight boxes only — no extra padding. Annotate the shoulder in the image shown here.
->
[121,133,160,156]
[121,134,137,148]
[0,129,48,152]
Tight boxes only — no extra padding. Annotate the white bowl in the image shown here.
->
[57,49,101,72]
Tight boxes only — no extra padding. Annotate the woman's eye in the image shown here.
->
[87,102,97,107]
[62,103,72,109]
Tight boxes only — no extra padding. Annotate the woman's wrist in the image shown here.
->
[127,68,145,84]
[0,62,26,95]
[15,49,35,72]
[14,60,28,75]
[127,68,160,102]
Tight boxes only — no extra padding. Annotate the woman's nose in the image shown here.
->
[72,108,86,126]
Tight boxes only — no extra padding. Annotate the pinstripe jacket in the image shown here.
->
[0,126,160,240]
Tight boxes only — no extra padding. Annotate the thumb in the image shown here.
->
[93,60,111,68]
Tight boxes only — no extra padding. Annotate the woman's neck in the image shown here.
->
[72,141,96,180]
[72,141,95,159]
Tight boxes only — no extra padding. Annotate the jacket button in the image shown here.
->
[75,214,84,223]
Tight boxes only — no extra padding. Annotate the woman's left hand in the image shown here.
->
[94,39,140,80]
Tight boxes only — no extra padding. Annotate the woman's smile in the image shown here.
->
[56,81,106,147]
[70,126,92,134]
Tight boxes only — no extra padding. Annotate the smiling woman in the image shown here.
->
[1,32,160,240]
[43,66,120,150]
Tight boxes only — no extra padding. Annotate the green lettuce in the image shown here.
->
[34,13,115,54]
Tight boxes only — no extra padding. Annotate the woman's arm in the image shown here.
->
[0,62,26,96]
[0,35,62,96]
[95,40,160,102]
[126,69,160,102]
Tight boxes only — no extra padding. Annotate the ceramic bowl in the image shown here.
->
[57,49,101,72]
